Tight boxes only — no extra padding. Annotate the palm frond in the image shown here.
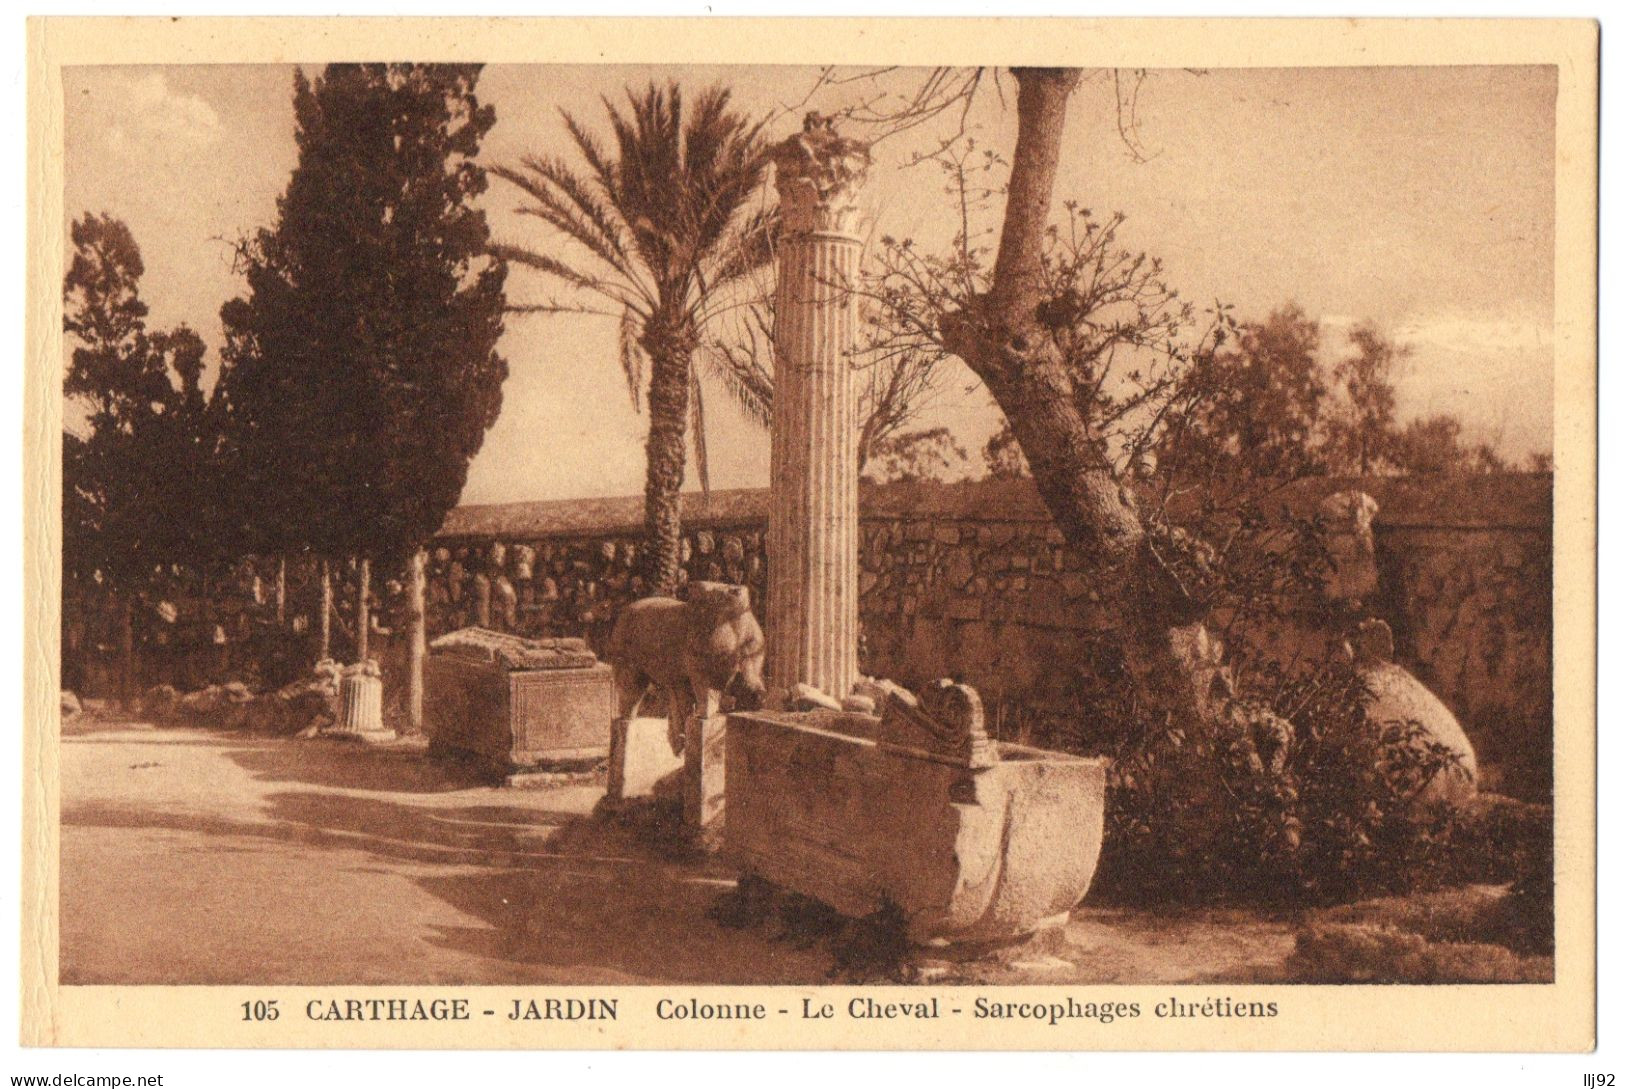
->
[487,243,645,314]
[519,153,637,272]
[619,306,645,414]
[698,296,775,429]
[683,88,772,255]
[490,161,641,291]
[705,207,779,291]
[689,364,710,498]
[561,108,620,201]
[699,340,773,429]
[504,301,621,318]
[605,85,681,268]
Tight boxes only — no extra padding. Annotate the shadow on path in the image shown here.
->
[64,789,825,983]
[63,723,833,984]
[224,737,498,794]
[414,815,829,984]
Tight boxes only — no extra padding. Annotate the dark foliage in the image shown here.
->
[1096,661,1465,908]
[1323,322,1405,476]
[63,214,227,589]
[216,63,507,565]
[828,901,914,983]
[1153,304,1329,484]
[860,426,969,484]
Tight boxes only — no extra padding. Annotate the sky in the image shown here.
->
[61,62,1557,505]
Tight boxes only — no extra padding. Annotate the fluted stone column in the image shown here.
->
[766,119,870,702]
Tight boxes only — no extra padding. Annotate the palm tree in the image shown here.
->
[491,82,776,594]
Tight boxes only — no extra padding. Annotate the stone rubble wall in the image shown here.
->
[60,474,1552,799]
[430,475,1552,799]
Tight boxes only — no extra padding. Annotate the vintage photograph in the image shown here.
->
[24,16,1598,1053]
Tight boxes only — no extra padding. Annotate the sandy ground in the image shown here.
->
[60,714,1300,986]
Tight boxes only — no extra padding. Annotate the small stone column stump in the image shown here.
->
[330,660,393,743]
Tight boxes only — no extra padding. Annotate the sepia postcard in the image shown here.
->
[21,15,1598,1054]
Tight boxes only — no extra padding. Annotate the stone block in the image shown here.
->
[1360,661,1479,806]
[1018,591,1076,630]
[606,716,685,802]
[425,628,612,770]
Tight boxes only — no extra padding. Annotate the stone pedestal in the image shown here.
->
[765,118,871,704]
[682,713,728,848]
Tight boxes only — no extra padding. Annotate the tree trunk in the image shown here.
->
[319,558,332,660]
[275,557,286,625]
[118,594,135,710]
[941,68,1144,568]
[941,67,1217,727]
[406,549,426,736]
[356,556,371,663]
[639,313,698,596]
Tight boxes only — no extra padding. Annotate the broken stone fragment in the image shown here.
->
[221,681,255,703]
[852,676,918,710]
[312,658,343,689]
[917,678,986,738]
[788,682,842,713]
[341,659,381,680]
[1221,699,1296,776]
[877,680,995,769]
[177,685,224,718]
[140,684,178,720]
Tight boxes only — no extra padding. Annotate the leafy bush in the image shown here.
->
[1095,661,1466,908]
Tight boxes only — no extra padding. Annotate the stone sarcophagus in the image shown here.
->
[724,682,1107,945]
[426,628,613,771]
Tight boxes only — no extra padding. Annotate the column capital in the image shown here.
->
[771,113,871,237]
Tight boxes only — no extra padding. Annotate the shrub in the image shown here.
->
[1285,922,1553,983]
[1095,661,1465,907]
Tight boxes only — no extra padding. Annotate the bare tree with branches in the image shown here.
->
[796,66,1247,729]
